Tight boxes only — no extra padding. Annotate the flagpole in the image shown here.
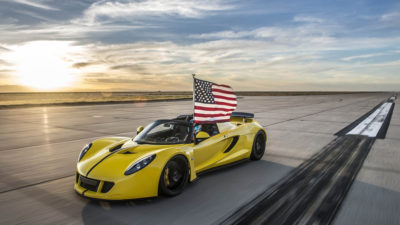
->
[192,73,196,143]
[192,74,196,119]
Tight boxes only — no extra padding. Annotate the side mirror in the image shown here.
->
[137,126,144,134]
[196,131,210,139]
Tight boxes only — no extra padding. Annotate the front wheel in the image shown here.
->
[250,131,266,160]
[159,155,189,196]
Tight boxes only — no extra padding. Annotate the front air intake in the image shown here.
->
[101,182,115,193]
[79,175,100,192]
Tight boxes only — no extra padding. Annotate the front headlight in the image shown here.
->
[78,143,92,161]
[124,154,156,175]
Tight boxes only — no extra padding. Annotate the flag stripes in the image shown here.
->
[214,95,236,101]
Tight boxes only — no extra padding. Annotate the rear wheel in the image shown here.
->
[250,131,266,160]
[159,155,189,196]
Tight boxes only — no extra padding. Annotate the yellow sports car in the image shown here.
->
[74,112,267,200]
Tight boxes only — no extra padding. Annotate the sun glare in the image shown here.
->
[10,41,78,90]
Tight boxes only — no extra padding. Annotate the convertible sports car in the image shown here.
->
[74,112,267,200]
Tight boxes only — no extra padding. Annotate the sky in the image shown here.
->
[0,0,399,92]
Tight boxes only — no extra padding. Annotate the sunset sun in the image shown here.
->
[10,41,78,90]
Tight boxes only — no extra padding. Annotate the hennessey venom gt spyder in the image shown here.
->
[74,112,267,200]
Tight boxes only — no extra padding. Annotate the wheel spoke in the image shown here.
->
[164,168,170,187]
[173,170,183,182]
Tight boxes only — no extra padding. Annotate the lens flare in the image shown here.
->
[9,41,79,90]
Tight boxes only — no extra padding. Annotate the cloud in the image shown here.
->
[191,30,249,39]
[190,19,338,47]
[110,64,148,73]
[86,77,141,84]
[73,36,400,91]
[63,40,319,89]
[2,37,399,91]
[190,20,400,53]
[293,15,324,23]
[0,45,10,52]
[72,62,94,69]
[9,0,58,11]
[13,9,56,22]
[342,53,386,61]
[0,22,144,44]
[381,11,400,26]
[77,0,235,25]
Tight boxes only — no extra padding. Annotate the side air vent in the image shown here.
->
[109,144,123,152]
[224,136,239,153]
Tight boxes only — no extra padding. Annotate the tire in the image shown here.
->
[250,130,266,160]
[159,155,189,196]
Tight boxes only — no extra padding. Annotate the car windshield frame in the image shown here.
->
[133,120,193,145]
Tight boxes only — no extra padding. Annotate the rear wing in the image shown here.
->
[230,112,254,123]
[230,112,254,118]
[174,112,255,123]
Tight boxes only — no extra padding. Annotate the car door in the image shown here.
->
[193,124,231,172]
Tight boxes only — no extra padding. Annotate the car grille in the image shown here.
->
[79,175,100,192]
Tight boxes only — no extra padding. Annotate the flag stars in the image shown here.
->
[194,78,214,104]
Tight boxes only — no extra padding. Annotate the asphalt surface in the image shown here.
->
[0,93,399,225]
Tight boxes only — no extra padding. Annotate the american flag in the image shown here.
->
[193,78,237,124]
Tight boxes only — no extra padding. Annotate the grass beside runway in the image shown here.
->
[0,91,381,108]
[0,92,192,108]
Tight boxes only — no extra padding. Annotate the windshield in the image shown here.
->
[133,120,192,145]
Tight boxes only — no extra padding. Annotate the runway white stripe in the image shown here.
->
[347,102,392,137]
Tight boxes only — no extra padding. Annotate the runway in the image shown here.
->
[0,93,399,225]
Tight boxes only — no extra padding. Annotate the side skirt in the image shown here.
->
[196,159,250,177]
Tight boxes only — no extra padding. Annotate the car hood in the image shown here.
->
[77,138,186,178]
